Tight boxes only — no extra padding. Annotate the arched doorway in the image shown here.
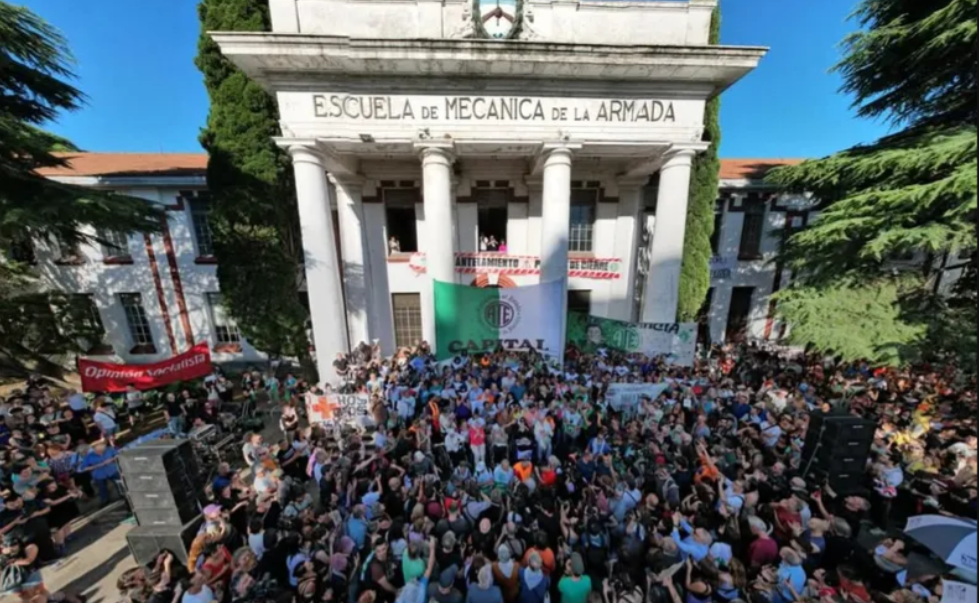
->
[470,274,518,288]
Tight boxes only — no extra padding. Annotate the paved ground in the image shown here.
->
[1,504,137,603]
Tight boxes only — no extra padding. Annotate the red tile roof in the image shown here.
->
[718,158,804,180]
[36,153,209,177]
[33,153,805,181]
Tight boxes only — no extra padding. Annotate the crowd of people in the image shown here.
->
[1,340,976,603]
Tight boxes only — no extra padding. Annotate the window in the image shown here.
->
[569,186,599,253]
[726,287,754,342]
[100,230,131,260]
[52,236,84,264]
[738,201,766,260]
[190,199,215,257]
[61,294,108,351]
[76,294,106,336]
[474,186,509,249]
[119,293,154,347]
[710,204,724,255]
[392,293,423,348]
[8,237,35,264]
[207,293,241,345]
[384,187,420,254]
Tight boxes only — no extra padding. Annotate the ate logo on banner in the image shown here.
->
[479,294,523,334]
[482,300,517,329]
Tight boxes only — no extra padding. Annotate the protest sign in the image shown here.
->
[306,392,373,427]
[606,383,670,411]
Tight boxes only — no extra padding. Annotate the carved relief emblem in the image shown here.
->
[473,0,523,39]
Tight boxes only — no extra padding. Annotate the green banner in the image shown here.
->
[434,280,564,360]
[566,312,697,366]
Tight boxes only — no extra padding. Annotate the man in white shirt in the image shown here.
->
[534,417,554,462]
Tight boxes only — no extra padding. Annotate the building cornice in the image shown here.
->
[210,32,767,97]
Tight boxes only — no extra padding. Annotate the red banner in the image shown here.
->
[79,343,212,392]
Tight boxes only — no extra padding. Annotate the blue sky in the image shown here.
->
[21,0,890,159]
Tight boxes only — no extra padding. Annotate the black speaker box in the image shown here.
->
[120,439,204,526]
[134,499,200,528]
[123,466,198,496]
[803,412,876,493]
[119,440,196,475]
[126,515,203,567]
[128,488,190,510]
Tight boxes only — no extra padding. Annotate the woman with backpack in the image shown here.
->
[0,531,45,603]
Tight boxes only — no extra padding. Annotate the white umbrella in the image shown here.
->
[905,515,978,573]
[941,580,977,603]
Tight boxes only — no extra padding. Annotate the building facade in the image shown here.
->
[32,154,266,365]
[206,0,777,378]
[32,153,811,366]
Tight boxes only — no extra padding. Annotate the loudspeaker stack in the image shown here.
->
[801,412,876,494]
[121,440,205,566]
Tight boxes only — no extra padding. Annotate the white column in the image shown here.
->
[540,146,575,364]
[417,143,456,350]
[418,144,456,284]
[287,144,349,385]
[332,174,374,349]
[642,147,697,323]
[611,179,644,321]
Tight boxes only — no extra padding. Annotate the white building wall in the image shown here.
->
[506,203,528,255]
[707,187,793,343]
[526,188,543,256]
[33,182,267,365]
[457,203,479,253]
[285,0,716,46]
[364,202,396,356]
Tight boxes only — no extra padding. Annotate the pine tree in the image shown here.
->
[677,7,721,322]
[0,2,164,374]
[195,0,316,379]
[768,0,977,367]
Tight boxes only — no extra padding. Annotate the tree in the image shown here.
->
[0,2,164,375]
[677,7,721,322]
[768,0,977,367]
[195,0,315,378]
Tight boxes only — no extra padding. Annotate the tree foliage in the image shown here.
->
[0,2,164,374]
[677,7,721,322]
[769,0,977,368]
[195,0,314,377]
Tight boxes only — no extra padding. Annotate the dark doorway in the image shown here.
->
[698,288,714,347]
[726,287,754,341]
[475,187,509,248]
[568,290,591,315]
